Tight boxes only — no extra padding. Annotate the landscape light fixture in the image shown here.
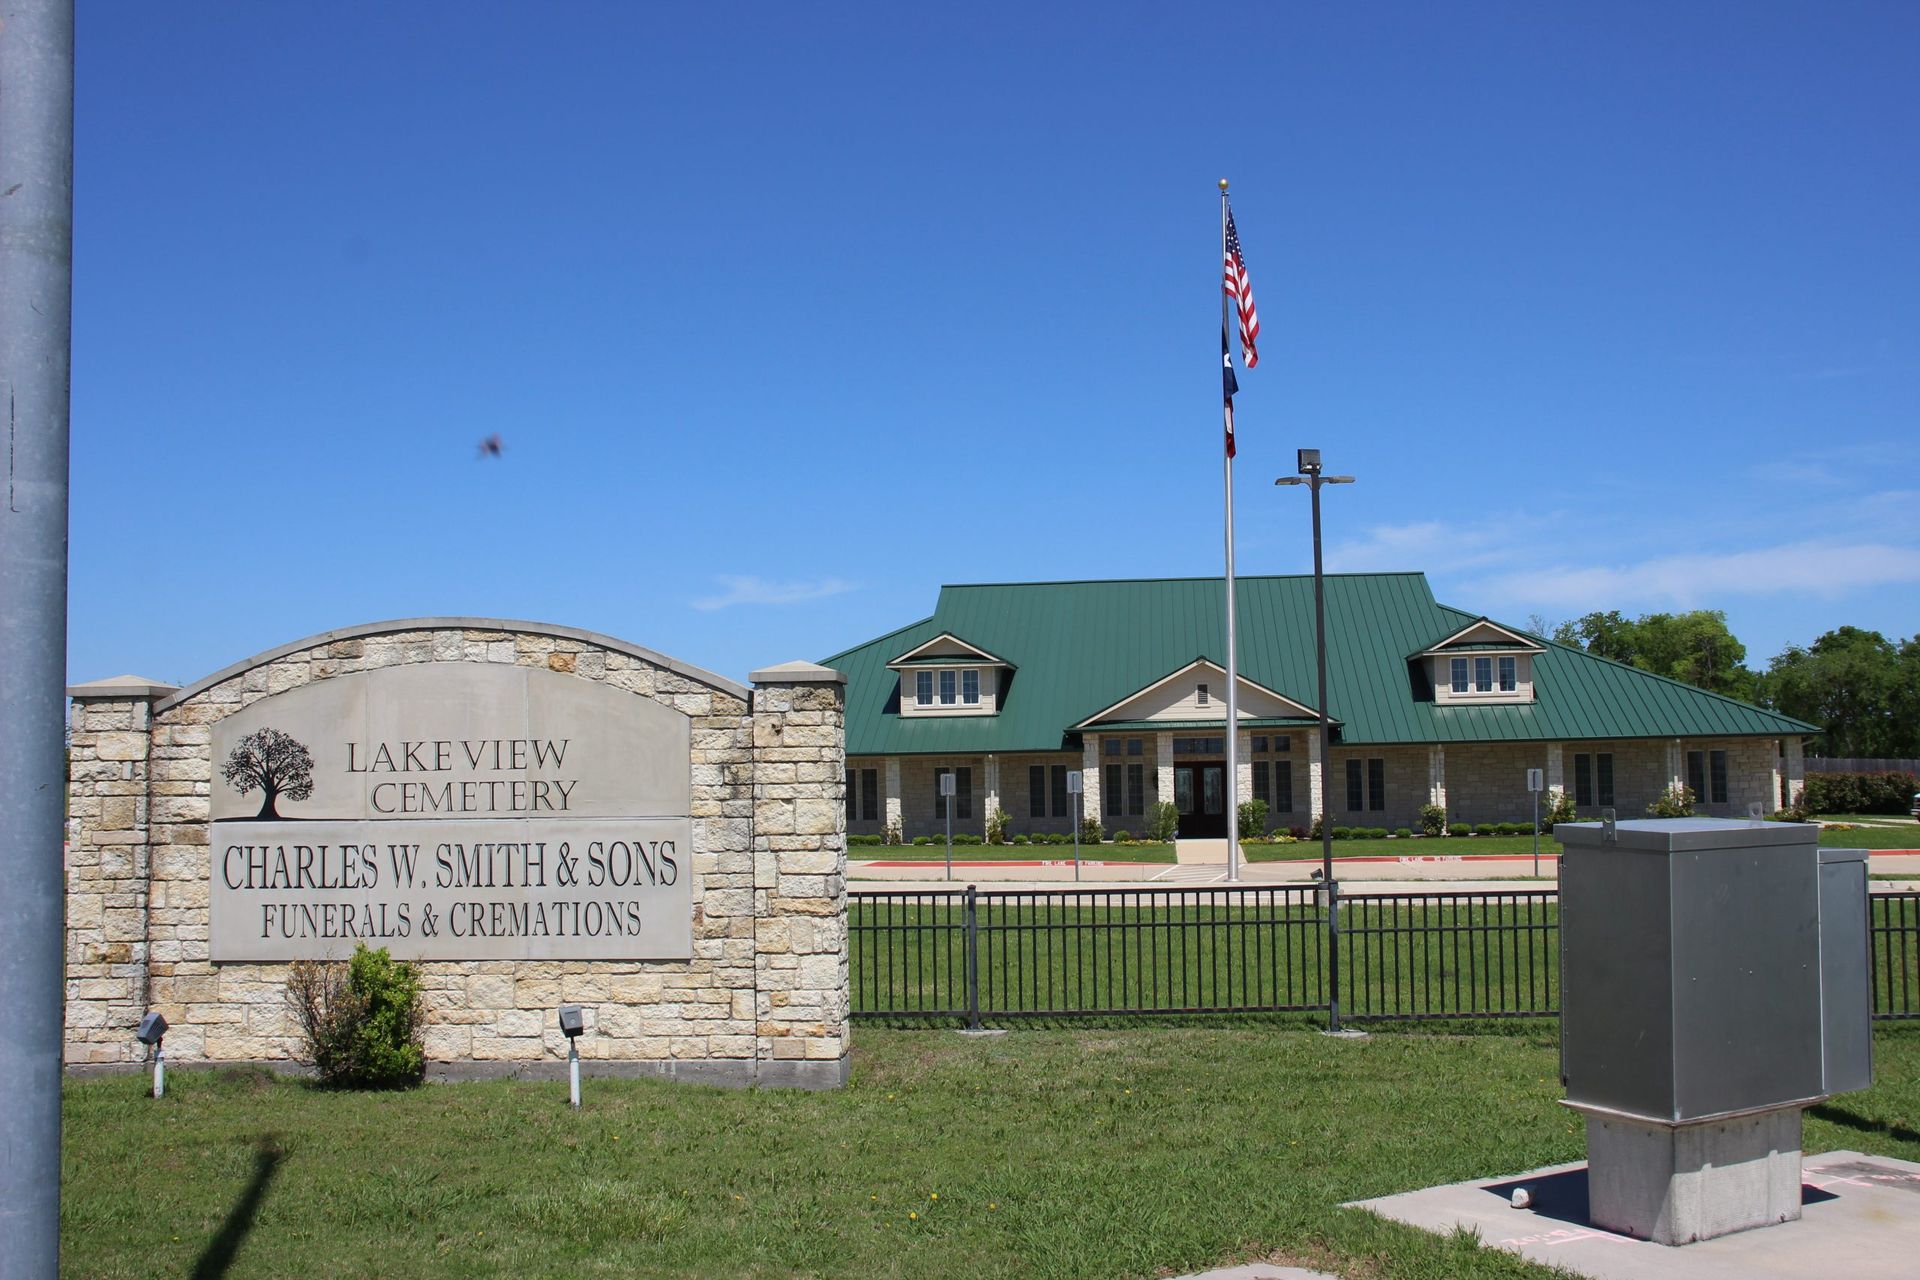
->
[1275,449,1356,1033]
[136,1012,168,1099]
[558,1004,585,1108]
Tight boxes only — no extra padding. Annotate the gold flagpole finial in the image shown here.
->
[1218,178,1229,191]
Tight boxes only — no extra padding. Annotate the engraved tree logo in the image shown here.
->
[222,727,315,819]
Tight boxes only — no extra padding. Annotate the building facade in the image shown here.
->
[826,575,1813,842]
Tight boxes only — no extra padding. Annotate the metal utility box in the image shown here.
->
[1560,818,1832,1123]
[1818,847,1873,1095]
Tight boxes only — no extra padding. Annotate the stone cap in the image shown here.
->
[749,660,846,686]
[67,674,181,700]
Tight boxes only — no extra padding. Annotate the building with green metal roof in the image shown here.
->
[823,574,1815,842]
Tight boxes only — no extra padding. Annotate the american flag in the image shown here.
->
[1223,207,1259,369]
[1222,328,1238,458]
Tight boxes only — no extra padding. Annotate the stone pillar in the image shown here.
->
[749,662,849,1088]
[63,677,178,1065]
[1307,730,1325,827]
[883,757,902,839]
[1784,738,1806,806]
[1769,740,1783,814]
[1081,734,1102,826]
[1545,742,1565,803]
[1427,744,1448,815]
[1235,730,1254,819]
[983,754,1001,835]
[1665,738,1685,792]
[1155,732,1174,816]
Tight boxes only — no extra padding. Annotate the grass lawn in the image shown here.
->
[62,1025,1920,1279]
[1806,825,1920,850]
[854,842,1178,863]
[1246,835,1564,861]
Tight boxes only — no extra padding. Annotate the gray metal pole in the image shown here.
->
[0,2,76,1275]
[1220,182,1241,884]
[1310,474,1339,1033]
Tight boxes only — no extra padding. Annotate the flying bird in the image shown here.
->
[477,433,504,459]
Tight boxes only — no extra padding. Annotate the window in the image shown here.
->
[1104,763,1122,817]
[1173,737,1225,755]
[1346,759,1364,811]
[1368,758,1386,811]
[1127,738,1143,756]
[1126,763,1145,816]
[1105,739,1122,757]
[1498,656,1517,692]
[1252,736,1267,753]
[1574,754,1593,806]
[962,670,980,705]
[915,672,933,706]
[1450,658,1469,694]
[845,768,856,822]
[1597,753,1614,807]
[1273,735,1289,751]
[1051,765,1069,817]
[1274,760,1294,813]
[933,767,972,820]
[1709,750,1728,804]
[1029,764,1046,818]
[860,769,877,821]
[939,670,957,705]
[1197,683,1210,706]
[1474,657,1494,692]
[1687,751,1706,802]
[1253,761,1269,806]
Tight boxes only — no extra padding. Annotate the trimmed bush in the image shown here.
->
[1448,823,1469,838]
[912,835,932,846]
[953,832,982,845]
[287,944,425,1089]
[1237,799,1269,842]
[1287,826,1309,841]
[1331,826,1352,840]
[985,807,1010,846]
[1148,800,1180,843]
[1080,817,1104,844]
[1646,782,1695,818]
[1544,790,1576,830]
[1011,833,1030,845]
[1396,827,1413,839]
[1418,803,1447,837]
[1803,771,1920,815]
[848,833,883,846]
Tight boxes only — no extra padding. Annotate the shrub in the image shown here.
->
[883,823,902,846]
[1448,822,1469,838]
[1769,803,1812,824]
[1237,799,1269,842]
[1080,817,1104,844]
[1417,803,1447,837]
[288,945,425,1089]
[1544,790,1576,830]
[1396,827,1413,839]
[1011,833,1030,845]
[1112,829,1133,843]
[1646,782,1696,818]
[1307,815,1324,840]
[953,832,982,845]
[1371,827,1391,839]
[848,833,882,846]
[1288,825,1309,841]
[912,835,932,846]
[1803,771,1920,816]
[1048,832,1072,845]
[1148,800,1180,843]
[1331,826,1352,840]
[985,806,1010,846]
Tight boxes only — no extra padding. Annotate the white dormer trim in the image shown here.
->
[886,632,1015,670]
[1413,617,1546,658]
[1072,659,1318,729]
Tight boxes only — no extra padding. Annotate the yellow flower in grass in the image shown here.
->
[909,1211,919,1221]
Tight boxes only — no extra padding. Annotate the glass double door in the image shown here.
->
[1174,762,1227,838]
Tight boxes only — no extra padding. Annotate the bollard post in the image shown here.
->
[1326,877,1342,1033]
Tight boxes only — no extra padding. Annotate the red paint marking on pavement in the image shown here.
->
[855,859,1130,869]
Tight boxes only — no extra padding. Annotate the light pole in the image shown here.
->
[1276,448,1355,1033]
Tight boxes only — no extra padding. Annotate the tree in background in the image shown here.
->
[1759,627,1920,757]
[1550,609,1757,701]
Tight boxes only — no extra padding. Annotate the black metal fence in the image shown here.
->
[850,885,1920,1026]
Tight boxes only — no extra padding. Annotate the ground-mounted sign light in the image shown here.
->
[558,1004,585,1108]
[136,1012,168,1099]
[940,771,957,882]
[1067,770,1084,881]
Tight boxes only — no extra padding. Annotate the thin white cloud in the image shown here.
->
[691,575,858,611]
[1462,541,1920,612]
[1327,518,1540,574]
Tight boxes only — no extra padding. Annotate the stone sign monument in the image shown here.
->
[65,619,850,1087]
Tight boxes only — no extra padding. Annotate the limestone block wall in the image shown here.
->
[1324,745,1429,830]
[1437,743,1561,825]
[64,621,848,1087]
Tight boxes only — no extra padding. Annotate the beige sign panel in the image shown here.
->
[209,664,693,960]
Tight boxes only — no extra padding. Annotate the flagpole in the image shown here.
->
[1220,179,1241,883]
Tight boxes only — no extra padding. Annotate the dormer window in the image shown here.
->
[916,672,933,706]
[1449,658,1468,693]
[1499,656,1517,692]
[939,670,957,705]
[963,670,980,704]
[887,632,1012,718]
[1415,617,1543,706]
[1475,657,1493,692]
[1197,683,1210,706]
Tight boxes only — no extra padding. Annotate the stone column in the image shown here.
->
[748,661,849,1088]
[1784,737,1806,806]
[1769,740,1783,814]
[1155,732,1174,815]
[1545,742,1565,804]
[1081,734,1102,826]
[883,757,902,840]
[1665,738,1685,792]
[1427,744,1448,815]
[983,754,1001,836]
[1306,730,1325,828]
[63,677,178,1065]
[1235,730,1254,818]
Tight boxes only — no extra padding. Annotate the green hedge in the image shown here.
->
[1805,771,1920,815]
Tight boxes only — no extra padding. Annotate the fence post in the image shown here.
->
[964,884,981,1030]
[1326,878,1342,1033]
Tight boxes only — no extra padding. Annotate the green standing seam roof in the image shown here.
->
[821,574,1818,758]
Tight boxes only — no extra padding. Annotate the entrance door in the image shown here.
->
[1174,763,1228,838]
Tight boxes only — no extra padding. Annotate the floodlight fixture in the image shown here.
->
[137,1011,168,1099]
[558,1004,585,1109]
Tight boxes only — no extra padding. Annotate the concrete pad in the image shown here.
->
[1176,838,1231,865]
[1168,1265,1335,1280]
[1348,1150,1920,1280]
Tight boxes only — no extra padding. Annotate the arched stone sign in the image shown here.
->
[65,619,849,1088]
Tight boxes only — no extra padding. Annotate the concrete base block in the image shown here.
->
[1585,1106,1803,1245]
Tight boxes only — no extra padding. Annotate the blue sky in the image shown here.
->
[71,3,1918,688]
